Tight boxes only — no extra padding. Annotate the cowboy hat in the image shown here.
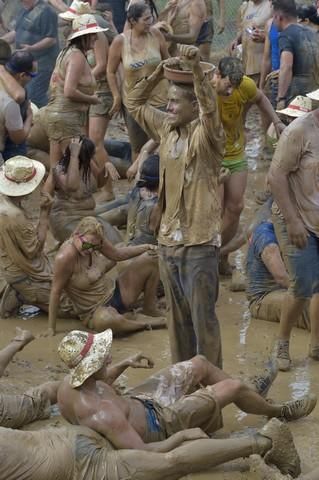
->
[0,157,45,197]
[276,95,312,117]
[59,0,92,21]
[58,329,113,388]
[68,13,108,41]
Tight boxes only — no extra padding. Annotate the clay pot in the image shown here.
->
[163,61,215,84]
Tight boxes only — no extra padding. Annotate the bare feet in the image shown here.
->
[12,327,35,351]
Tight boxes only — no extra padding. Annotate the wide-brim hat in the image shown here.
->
[276,95,312,117]
[59,0,92,21]
[0,157,45,197]
[68,13,108,41]
[58,329,113,388]
[306,88,319,101]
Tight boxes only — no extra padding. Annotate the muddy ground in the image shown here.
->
[1,112,319,479]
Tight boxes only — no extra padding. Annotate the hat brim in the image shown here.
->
[67,25,108,41]
[59,11,77,20]
[69,329,113,388]
[0,159,46,197]
[276,107,310,118]
[307,91,319,101]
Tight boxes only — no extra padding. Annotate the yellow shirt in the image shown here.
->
[218,75,257,161]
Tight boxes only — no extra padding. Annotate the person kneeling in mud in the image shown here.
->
[246,204,310,331]
[57,329,316,464]
[48,216,165,336]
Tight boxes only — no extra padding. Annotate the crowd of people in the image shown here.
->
[0,0,319,477]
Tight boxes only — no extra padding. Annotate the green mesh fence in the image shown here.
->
[155,0,242,54]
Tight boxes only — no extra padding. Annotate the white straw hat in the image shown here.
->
[306,88,319,101]
[276,95,312,117]
[68,13,108,41]
[58,329,113,388]
[0,157,45,196]
[59,0,92,21]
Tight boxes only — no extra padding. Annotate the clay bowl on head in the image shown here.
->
[163,61,215,84]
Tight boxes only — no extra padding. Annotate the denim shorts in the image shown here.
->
[273,214,319,298]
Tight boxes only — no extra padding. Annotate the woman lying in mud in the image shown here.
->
[45,136,122,245]
[48,216,166,336]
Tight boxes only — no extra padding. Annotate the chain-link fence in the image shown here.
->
[155,0,242,59]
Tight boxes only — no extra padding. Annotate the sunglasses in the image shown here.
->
[79,235,101,251]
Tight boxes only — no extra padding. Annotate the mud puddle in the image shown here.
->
[1,111,319,478]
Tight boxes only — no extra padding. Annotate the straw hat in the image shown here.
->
[68,13,108,41]
[276,96,312,117]
[306,88,319,101]
[58,329,113,388]
[59,0,92,21]
[0,157,45,197]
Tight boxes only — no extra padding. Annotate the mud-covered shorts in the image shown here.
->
[90,81,113,117]
[128,360,223,441]
[46,109,88,143]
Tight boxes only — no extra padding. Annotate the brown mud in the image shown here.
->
[1,112,319,479]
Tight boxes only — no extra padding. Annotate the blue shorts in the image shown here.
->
[273,214,319,298]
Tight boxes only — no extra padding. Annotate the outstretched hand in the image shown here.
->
[127,352,154,369]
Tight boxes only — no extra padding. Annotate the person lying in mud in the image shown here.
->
[48,216,166,336]
[57,329,317,458]
[0,418,302,479]
[246,213,310,331]
[44,136,122,245]
[0,327,60,429]
[0,156,75,318]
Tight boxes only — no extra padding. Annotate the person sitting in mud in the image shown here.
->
[0,156,75,318]
[48,216,165,336]
[0,327,61,429]
[45,136,122,245]
[246,208,310,331]
[57,329,317,457]
[104,150,160,243]
[126,153,160,246]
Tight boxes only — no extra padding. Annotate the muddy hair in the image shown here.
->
[218,57,244,87]
[297,4,319,25]
[172,82,197,103]
[73,216,104,240]
[127,2,150,25]
[272,0,297,18]
[59,34,94,63]
[59,136,95,185]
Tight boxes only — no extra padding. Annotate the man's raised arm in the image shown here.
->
[126,62,168,143]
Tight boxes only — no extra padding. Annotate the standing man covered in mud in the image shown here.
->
[126,44,225,367]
